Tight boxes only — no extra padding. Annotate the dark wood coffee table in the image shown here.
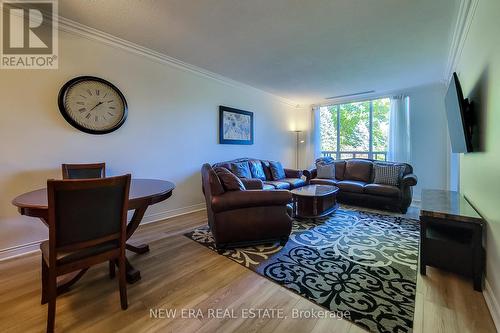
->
[290,185,339,219]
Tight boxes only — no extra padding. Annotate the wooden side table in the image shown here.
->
[420,189,485,291]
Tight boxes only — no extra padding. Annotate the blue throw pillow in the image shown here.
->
[269,161,286,180]
[230,162,252,179]
[249,160,266,180]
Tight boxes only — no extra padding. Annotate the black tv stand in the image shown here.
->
[419,189,485,291]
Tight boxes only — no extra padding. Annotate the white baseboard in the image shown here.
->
[0,241,41,262]
[484,279,500,332]
[0,203,207,262]
[141,202,206,224]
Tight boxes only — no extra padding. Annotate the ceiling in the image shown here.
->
[59,0,459,104]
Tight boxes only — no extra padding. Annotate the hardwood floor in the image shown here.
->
[0,209,496,333]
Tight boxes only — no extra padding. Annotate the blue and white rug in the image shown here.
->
[185,207,420,333]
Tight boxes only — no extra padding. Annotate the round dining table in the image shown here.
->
[12,178,175,289]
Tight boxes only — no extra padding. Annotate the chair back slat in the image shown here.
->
[62,163,106,179]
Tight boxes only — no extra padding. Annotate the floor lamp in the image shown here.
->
[294,130,302,169]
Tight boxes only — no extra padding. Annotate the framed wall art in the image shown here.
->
[219,106,254,145]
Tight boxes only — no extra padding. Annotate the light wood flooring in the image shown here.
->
[0,209,496,333]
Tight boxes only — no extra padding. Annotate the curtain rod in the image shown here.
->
[312,91,409,108]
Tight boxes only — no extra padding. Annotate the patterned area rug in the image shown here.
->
[185,207,420,333]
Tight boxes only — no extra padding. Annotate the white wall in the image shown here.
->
[407,83,449,199]
[454,0,500,326]
[297,82,450,200]
[0,29,297,252]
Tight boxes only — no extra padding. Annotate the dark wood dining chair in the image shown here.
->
[41,175,131,332]
[61,162,117,286]
[61,163,106,179]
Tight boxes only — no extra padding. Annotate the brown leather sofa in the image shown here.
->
[305,158,418,213]
[201,163,293,249]
[213,158,307,190]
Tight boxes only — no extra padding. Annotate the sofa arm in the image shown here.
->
[211,190,292,213]
[284,168,303,179]
[240,178,264,190]
[402,173,418,187]
[303,168,317,182]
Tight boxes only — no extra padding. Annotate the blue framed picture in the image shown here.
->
[219,106,254,145]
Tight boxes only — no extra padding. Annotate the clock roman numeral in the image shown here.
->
[87,89,92,96]
[108,112,114,116]
[94,116,98,122]
[107,100,113,103]
[109,106,115,110]
[85,113,91,119]
[76,101,84,105]
[78,108,86,113]
[96,89,100,96]
[80,94,86,99]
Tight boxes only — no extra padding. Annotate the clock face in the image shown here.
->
[58,77,127,134]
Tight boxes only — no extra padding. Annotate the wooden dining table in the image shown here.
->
[12,178,175,290]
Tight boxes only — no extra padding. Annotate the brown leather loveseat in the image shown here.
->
[305,158,417,213]
[201,164,293,249]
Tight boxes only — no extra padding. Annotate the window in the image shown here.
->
[320,98,390,161]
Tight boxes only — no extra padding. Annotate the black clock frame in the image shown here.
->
[58,76,128,135]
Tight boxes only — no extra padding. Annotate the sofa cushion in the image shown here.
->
[284,168,303,178]
[269,161,286,180]
[334,160,346,180]
[214,167,245,191]
[249,160,266,180]
[344,160,372,182]
[264,180,291,190]
[230,162,252,179]
[280,178,306,189]
[373,163,402,186]
[240,178,263,190]
[364,184,400,198]
[336,180,366,193]
[262,184,275,191]
[310,178,338,186]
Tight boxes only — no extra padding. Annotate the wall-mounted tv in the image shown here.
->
[445,72,473,153]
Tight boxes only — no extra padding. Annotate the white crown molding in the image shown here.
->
[55,15,298,107]
[444,0,480,81]
[484,279,500,332]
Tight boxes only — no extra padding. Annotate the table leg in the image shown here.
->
[123,206,149,283]
[125,258,141,284]
[420,219,427,276]
[293,195,297,217]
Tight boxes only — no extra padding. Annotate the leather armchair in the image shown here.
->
[201,164,292,249]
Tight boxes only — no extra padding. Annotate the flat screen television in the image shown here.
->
[445,72,473,153]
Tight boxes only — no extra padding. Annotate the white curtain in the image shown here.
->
[387,96,411,163]
[310,106,322,167]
